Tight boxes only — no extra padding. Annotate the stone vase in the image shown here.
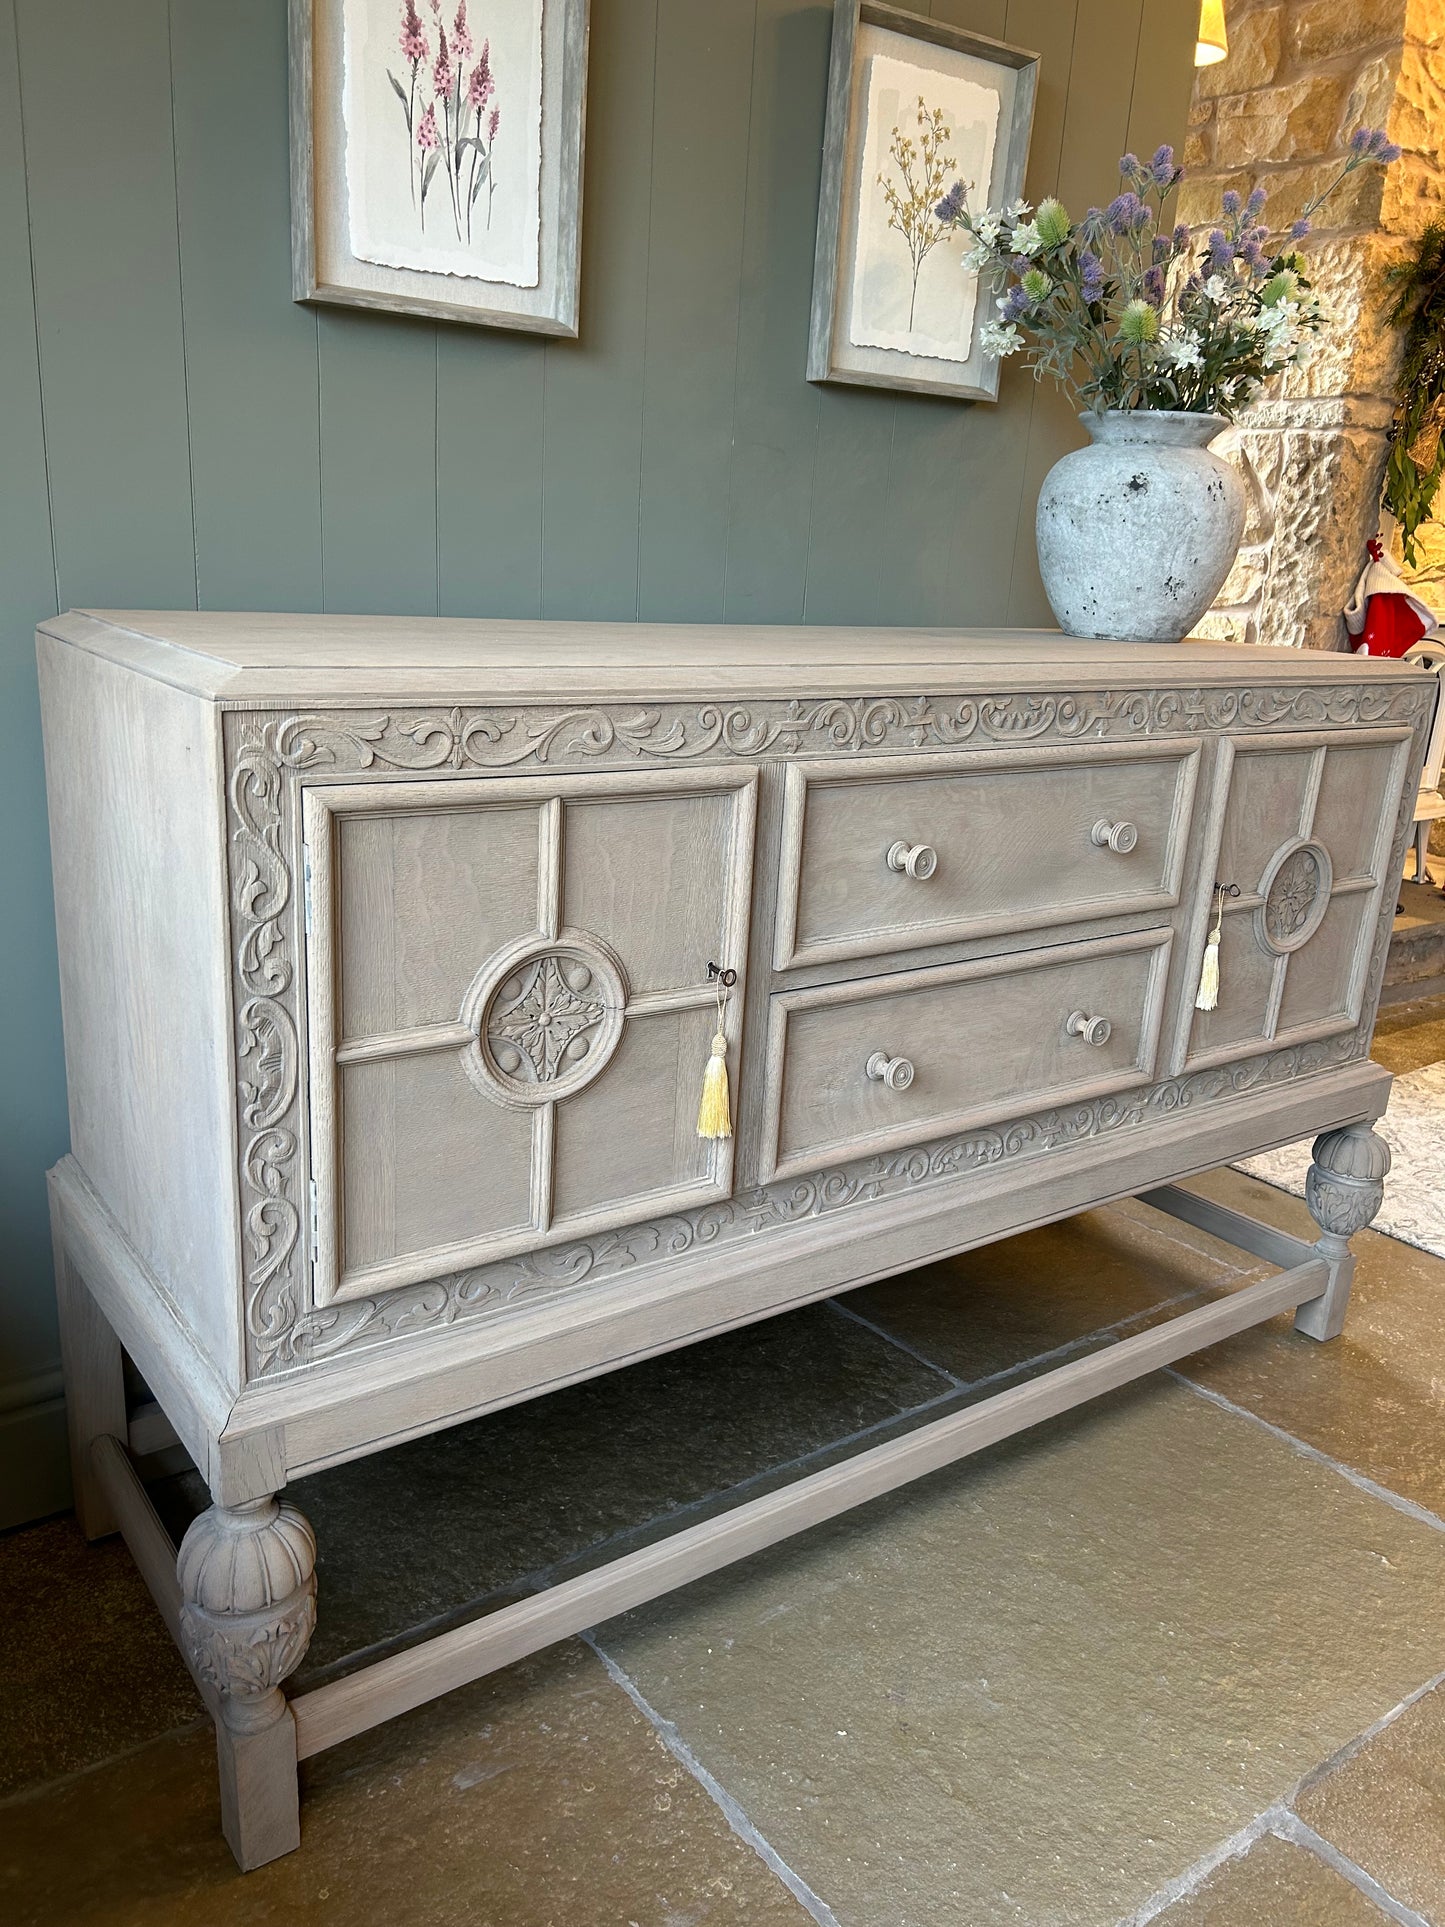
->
[1035,409,1246,643]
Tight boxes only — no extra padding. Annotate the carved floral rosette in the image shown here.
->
[223,678,1432,1379]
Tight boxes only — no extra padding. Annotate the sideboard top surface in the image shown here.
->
[41,609,1428,706]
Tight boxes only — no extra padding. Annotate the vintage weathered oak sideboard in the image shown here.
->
[40,612,1434,1868]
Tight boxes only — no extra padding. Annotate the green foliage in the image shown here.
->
[1382,224,1445,565]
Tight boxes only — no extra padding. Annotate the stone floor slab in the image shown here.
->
[1295,1682,1445,1924]
[1148,1831,1393,1924]
[0,1515,201,1799]
[0,1640,812,1927]
[1176,1168,1445,1522]
[600,1376,1445,1927]
[842,1205,1247,1389]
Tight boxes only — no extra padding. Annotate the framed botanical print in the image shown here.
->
[808,0,1038,401]
[289,0,590,336]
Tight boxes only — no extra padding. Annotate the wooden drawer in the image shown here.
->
[302,766,757,1304]
[759,929,1172,1182]
[774,741,1200,968]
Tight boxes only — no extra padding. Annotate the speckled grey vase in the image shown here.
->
[1036,409,1246,643]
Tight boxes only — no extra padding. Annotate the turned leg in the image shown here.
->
[177,1495,317,1870]
[51,1221,127,1541]
[1294,1124,1391,1341]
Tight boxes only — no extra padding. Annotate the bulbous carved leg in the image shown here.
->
[1294,1124,1391,1342]
[177,1495,317,1870]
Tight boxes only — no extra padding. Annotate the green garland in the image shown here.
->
[1383,224,1445,565]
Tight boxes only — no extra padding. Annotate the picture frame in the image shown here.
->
[808,0,1038,402]
[289,0,590,337]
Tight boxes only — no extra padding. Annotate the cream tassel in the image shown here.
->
[697,1031,732,1139]
[1195,886,1224,1012]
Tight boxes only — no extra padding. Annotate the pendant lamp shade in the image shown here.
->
[1196,0,1228,64]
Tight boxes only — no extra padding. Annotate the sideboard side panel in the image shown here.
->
[38,635,241,1387]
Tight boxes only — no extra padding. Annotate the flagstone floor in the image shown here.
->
[4,1002,1445,1926]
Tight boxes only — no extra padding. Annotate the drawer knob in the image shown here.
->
[886,840,938,881]
[866,1051,915,1091]
[1065,1010,1113,1047]
[1091,818,1138,854]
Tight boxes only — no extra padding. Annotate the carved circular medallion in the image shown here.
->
[1254,837,1332,956]
[461,930,628,1107]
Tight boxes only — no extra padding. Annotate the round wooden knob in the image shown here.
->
[886,840,938,880]
[866,1051,915,1091]
[1091,818,1138,854]
[1065,1010,1113,1047]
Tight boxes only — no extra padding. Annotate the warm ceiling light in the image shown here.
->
[1196,0,1228,64]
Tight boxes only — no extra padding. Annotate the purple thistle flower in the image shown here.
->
[1119,151,1141,178]
[1150,143,1176,185]
[1221,189,1240,216]
[1349,126,1372,154]
[935,178,966,224]
[1143,265,1165,305]
[1080,248,1104,298]
[1172,222,1191,248]
[1002,284,1032,320]
[1105,191,1141,232]
[1378,136,1403,162]
[1289,217,1312,239]
[1240,237,1265,268]
[1245,185,1267,218]
[1207,228,1234,272]
[399,0,427,64]
[1152,234,1171,264]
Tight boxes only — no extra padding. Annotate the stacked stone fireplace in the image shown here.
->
[1183,0,1445,649]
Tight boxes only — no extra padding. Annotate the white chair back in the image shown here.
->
[1404,637,1445,791]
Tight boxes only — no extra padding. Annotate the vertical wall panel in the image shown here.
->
[170,0,324,611]
[16,0,196,608]
[541,0,660,619]
[0,0,69,1528]
[636,0,757,622]
[319,310,439,614]
[722,0,831,623]
[437,328,546,618]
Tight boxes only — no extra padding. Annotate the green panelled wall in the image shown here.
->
[0,0,1197,1524]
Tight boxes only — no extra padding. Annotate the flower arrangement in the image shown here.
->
[391,0,501,242]
[935,128,1401,421]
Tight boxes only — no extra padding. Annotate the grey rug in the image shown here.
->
[1235,1060,1445,1261]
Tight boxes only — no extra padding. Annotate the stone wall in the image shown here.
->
[1184,0,1445,649]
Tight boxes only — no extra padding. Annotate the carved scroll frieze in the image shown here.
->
[224,677,1433,1380]
[262,682,1429,779]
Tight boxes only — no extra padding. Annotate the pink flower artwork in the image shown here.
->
[387,0,502,241]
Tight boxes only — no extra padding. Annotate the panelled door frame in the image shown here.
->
[1172,725,1413,1074]
[301,765,758,1305]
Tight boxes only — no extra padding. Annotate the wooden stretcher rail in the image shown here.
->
[281,1259,1325,1761]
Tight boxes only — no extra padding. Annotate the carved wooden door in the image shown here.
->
[301,767,757,1305]
[1177,726,1414,1070]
